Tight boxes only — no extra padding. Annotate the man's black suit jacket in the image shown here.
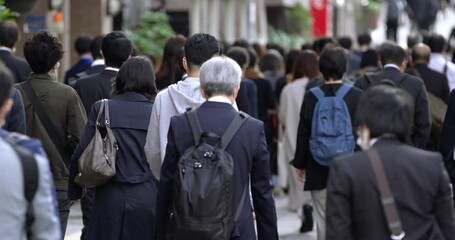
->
[74,69,117,115]
[355,67,431,149]
[0,50,31,83]
[327,138,455,240]
[156,101,278,240]
[415,63,450,104]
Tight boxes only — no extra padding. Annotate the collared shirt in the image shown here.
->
[105,67,119,72]
[91,59,105,67]
[208,96,239,111]
[383,64,400,71]
[429,53,455,91]
[0,46,12,52]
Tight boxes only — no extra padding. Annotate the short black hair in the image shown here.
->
[90,35,104,59]
[356,84,414,142]
[314,37,336,54]
[377,43,406,66]
[428,34,446,53]
[74,35,92,55]
[184,33,220,68]
[233,39,250,49]
[226,46,250,68]
[360,49,378,68]
[259,50,284,72]
[112,56,157,100]
[0,62,13,106]
[101,32,133,68]
[24,31,63,74]
[0,21,19,48]
[357,33,371,46]
[338,36,353,50]
[407,33,421,48]
[319,47,347,80]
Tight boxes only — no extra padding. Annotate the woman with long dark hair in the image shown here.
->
[155,35,186,90]
[71,56,158,239]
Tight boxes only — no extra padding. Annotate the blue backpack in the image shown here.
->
[309,84,355,166]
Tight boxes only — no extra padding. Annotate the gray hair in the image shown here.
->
[199,56,242,97]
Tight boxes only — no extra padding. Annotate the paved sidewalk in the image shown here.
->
[64,195,317,240]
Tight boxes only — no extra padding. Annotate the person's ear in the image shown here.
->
[232,84,240,99]
[199,85,208,100]
[183,57,189,72]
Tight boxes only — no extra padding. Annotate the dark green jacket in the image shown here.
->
[16,73,87,191]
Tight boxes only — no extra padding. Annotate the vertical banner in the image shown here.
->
[311,0,328,37]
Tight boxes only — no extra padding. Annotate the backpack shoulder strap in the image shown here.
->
[234,185,248,222]
[310,87,325,101]
[335,84,353,99]
[185,110,203,145]
[221,112,250,150]
[9,143,38,239]
[396,74,408,87]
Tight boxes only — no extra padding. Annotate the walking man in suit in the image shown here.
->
[0,21,31,83]
[156,56,278,240]
[326,84,455,239]
[355,43,430,149]
[64,35,92,83]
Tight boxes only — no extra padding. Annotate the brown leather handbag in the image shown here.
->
[75,99,118,188]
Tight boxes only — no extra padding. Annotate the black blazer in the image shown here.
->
[64,58,92,84]
[4,88,26,134]
[326,138,455,240]
[0,50,31,83]
[440,89,455,158]
[355,67,431,149]
[415,63,450,104]
[74,69,117,115]
[156,101,278,240]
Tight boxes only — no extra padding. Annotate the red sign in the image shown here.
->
[311,0,328,37]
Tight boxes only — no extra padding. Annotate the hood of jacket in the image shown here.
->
[167,77,205,113]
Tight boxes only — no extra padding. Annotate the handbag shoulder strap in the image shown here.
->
[103,99,111,128]
[21,81,68,163]
[366,148,406,240]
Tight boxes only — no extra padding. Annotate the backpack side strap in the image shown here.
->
[221,112,249,150]
[234,185,248,221]
[335,84,353,99]
[186,110,203,145]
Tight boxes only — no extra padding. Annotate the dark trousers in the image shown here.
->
[386,19,398,42]
[57,190,71,238]
[81,188,96,240]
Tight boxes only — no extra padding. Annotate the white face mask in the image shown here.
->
[356,126,371,151]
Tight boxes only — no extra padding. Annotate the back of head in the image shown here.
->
[319,46,347,80]
[113,56,156,99]
[233,39,250,49]
[0,62,13,108]
[226,46,250,69]
[247,47,258,68]
[266,43,285,59]
[293,50,319,80]
[356,84,414,142]
[199,56,242,98]
[90,35,104,59]
[428,34,446,53]
[357,33,371,47]
[285,49,301,74]
[338,36,353,50]
[184,33,220,69]
[411,43,431,63]
[101,31,133,68]
[377,43,406,66]
[75,35,92,55]
[0,21,19,48]
[157,35,186,77]
[407,33,421,49]
[259,49,284,72]
[24,31,63,74]
[360,49,378,68]
[317,37,336,54]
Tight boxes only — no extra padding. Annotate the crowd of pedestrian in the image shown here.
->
[2,16,455,240]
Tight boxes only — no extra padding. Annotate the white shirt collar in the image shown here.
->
[105,67,119,72]
[207,96,239,111]
[91,59,105,67]
[383,64,400,70]
[0,46,12,53]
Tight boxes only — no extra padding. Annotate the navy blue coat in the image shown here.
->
[4,88,26,134]
[69,92,156,240]
[64,58,92,84]
[156,101,278,240]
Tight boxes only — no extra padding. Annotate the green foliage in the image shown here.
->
[286,3,311,35]
[366,0,381,12]
[126,11,175,58]
[268,26,306,51]
[0,0,19,22]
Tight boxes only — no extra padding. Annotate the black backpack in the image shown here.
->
[169,110,249,240]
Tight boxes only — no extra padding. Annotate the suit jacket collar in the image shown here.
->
[372,137,404,148]
[382,67,401,74]
[28,73,56,82]
[199,101,235,110]
[112,91,151,102]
